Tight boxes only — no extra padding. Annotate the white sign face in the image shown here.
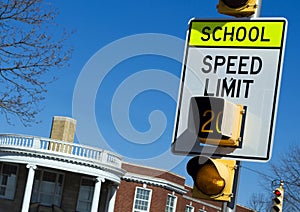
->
[172,18,288,161]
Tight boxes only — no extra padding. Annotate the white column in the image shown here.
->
[91,177,104,212]
[21,164,37,212]
[107,185,118,212]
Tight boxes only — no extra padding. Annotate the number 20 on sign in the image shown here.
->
[190,97,245,147]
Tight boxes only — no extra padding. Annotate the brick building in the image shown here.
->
[115,162,254,212]
[0,116,254,212]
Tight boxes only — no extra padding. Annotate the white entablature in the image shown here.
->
[0,134,125,183]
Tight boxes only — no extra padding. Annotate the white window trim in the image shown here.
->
[186,205,194,212]
[132,186,152,212]
[31,168,65,206]
[0,163,18,200]
[76,177,95,212]
[166,193,177,212]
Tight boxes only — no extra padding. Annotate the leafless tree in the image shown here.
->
[247,193,271,212]
[0,0,72,125]
[269,145,300,211]
[247,145,300,211]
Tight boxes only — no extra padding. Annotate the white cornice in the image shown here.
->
[123,172,188,194]
[0,152,123,183]
[122,162,186,180]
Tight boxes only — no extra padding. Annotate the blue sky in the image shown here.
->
[1,0,299,207]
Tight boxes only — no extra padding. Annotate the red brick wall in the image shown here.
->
[115,180,138,211]
[116,163,253,212]
[114,179,224,212]
[115,181,174,212]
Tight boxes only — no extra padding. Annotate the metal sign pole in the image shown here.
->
[223,1,262,211]
[223,161,241,212]
[253,0,262,18]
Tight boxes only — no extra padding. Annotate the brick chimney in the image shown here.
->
[50,116,77,142]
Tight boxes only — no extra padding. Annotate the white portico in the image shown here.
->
[0,117,124,212]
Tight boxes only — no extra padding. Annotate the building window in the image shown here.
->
[133,187,152,212]
[186,205,194,212]
[199,209,207,212]
[76,177,95,212]
[0,163,18,200]
[31,169,64,206]
[165,194,177,212]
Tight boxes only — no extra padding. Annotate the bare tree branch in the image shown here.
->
[0,0,72,125]
[247,145,300,211]
[274,148,300,210]
[248,193,270,211]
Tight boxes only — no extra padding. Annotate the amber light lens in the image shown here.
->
[195,163,225,195]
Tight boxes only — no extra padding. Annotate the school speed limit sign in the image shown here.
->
[172,18,287,161]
